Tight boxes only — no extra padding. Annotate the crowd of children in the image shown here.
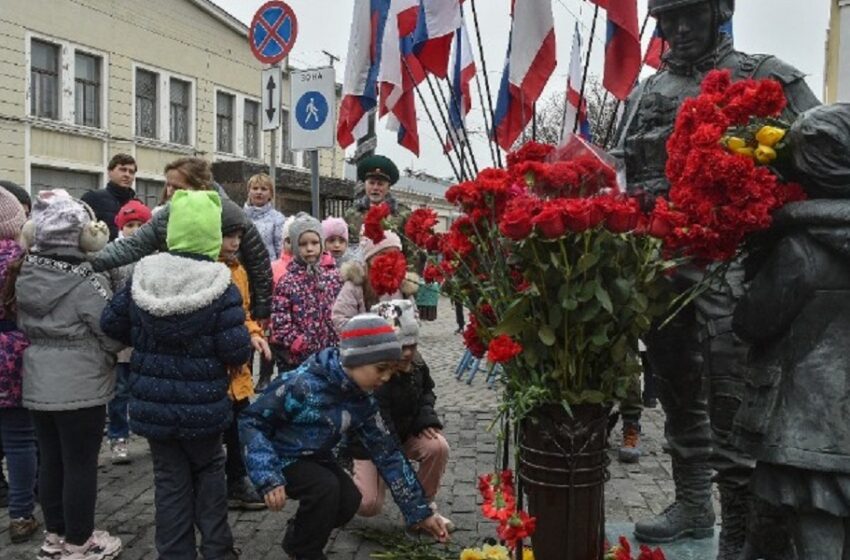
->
[0,155,451,560]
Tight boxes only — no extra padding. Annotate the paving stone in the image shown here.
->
[0,297,721,558]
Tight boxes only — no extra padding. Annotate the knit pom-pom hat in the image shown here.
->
[339,312,402,367]
[360,230,402,262]
[322,217,349,242]
[25,189,108,253]
[0,187,26,241]
[115,200,152,230]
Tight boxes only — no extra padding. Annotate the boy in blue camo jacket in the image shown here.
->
[239,313,447,560]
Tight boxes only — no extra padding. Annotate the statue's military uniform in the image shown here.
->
[615,3,820,557]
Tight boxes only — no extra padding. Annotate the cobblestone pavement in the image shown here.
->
[1,297,719,559]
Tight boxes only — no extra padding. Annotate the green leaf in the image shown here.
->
[563,298,578,311]
[595,284,614,314]
[579,281,597,302]
[548,305,563,329]
[524,346,539,367]
[591,331,610,347]
[577,252,599,273]
[538,325,556,346]
[579,390,607,404]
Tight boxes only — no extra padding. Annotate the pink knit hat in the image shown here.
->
[360,230,402,262]
[0,187,25,241]
[322,217,348,242]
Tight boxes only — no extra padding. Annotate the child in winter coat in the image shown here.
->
[270,213,343,372]
[219,199,269,510]
[351,300,452,529]
[322,216,350,267]
[101,190,251,560]
[243,173,286,260]
[240,313,448,560]
[0,188,38,543]
[332,231,419,331]
[106,199,152,465]
[15,189,124,560]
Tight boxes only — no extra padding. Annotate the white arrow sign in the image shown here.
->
[261,66,282,131]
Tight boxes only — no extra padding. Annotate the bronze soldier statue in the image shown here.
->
[614,1,820,558]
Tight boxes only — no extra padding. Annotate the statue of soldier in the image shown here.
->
[614,1,820,558]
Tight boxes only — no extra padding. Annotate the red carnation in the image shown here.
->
[422,263,445,283]
[405,207,439,248]
[487,335,523,364]
[462,317,487,358]
[638,544,667,560]
[368,250,407,295]
[363,203,390,243]
[506,141,555,167]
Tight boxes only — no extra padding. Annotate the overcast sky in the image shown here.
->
[216,0,832,180]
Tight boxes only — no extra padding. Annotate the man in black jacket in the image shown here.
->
[82,154,139,240]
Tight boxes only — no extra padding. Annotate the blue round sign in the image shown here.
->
[295,91,329,131]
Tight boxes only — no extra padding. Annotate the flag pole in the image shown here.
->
[601,11,652,148]
[470,0,503,168]
[423,72,475,178]
[400,59,465,182]
[442,76,481,176]
[575,4,600,134]
[473,70,498,167]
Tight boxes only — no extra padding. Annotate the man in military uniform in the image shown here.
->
[344,155,411,250]
[614,1,820,558]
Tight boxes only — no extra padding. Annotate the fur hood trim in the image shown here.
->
[401,272,420,297]
[132,253,232,317]
[341,260,366,285]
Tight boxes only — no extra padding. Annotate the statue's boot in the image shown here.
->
[634,459,715,543]
[716,484,747,560]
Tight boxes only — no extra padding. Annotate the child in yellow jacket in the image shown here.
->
[219,200,270,509]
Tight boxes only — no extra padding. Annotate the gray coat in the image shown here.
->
[733,199,850,473]
[16,248,124,411]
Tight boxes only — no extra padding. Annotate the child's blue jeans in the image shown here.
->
[0,407,37,519]
[107,363,131,439]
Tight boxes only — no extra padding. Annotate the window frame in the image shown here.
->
[134,67,159,140]
[131,62,196,147]
[30,38,60,120]
[213,86,262,160]
[73,50,101,128]
[215,90,235,154]
[169,77,191,146]
[26,33,109,130]
[243,98,260,160]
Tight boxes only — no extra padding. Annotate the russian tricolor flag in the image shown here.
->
[560,23,590,143]
[412,0,461,79]
[591,0,641,101]
[337,0,391,149]
[379,0,424,155]
[644,24,666,70]
[493,0,557,151]
[445,20,476,152]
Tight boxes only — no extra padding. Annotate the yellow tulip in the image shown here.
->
[754,144,777,164]
[522,549,536,560]
[725,136,747,151]
[733,147,756,159]
[755,126,786,148]
[481,544,510,560]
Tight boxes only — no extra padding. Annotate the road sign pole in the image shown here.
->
[269,128,277,194]
[310,150,320,218]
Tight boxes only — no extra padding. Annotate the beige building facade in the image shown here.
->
[0,0,346,207]
[825,0,850,103]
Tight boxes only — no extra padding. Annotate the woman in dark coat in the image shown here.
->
[733,104,850,558]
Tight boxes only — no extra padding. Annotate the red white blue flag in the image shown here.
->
[379,0,424,155]
[337,0,391,148]
[591,0,641,100]
[412,0,462,79]
[445,19,476,152]
[560,23,590,143]
[493,0,557,151]
[644,24,666,70]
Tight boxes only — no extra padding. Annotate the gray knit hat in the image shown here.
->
[288,212,323,259]
[339,313,402,367]
[221,199,247,236]
[371,299,419,346]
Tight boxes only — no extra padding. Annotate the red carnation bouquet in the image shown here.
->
[650,69,805,263]
[406,136,680,417]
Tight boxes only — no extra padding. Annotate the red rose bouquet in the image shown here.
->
[407,136,680,417]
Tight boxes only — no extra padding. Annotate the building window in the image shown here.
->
[135,179,164,209]
[244,100,260,159]
[216,92,234,153]
[281,108,294,164]
[74,52,101,127]
[31,166,100,199]
[169,78,190,145]
[30,39,60,119]
[135,69,158,139]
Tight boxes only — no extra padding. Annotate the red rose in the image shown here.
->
[605,198,642,233]
[532,202,566,239]
[363,202,391,243]
[499,196,540,241]
[368,250,407,295]
[561,199,594,232]
[487,335,523,364]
